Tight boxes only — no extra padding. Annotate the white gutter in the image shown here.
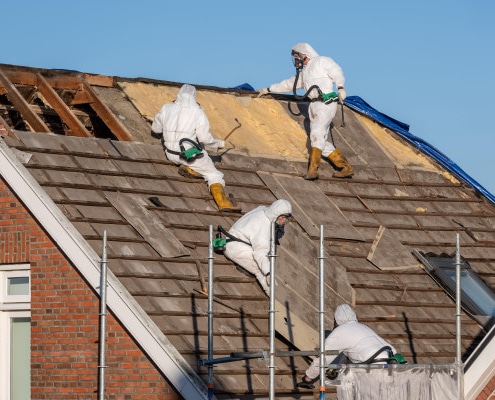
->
[0,137,209,399]
[464,323,495,400]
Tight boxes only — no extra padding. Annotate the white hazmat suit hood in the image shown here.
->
[264,199,292,223]
[174,84,199,109]
[335,304,358,326]
[291,43,319,59]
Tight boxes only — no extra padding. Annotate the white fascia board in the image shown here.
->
[464,324,495,400]
[0,138,210,400]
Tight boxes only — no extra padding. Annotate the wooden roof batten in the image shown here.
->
[0,66,134,141]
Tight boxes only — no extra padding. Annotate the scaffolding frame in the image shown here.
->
[198,226,465,399]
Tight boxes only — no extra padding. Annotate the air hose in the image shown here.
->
[291,68,338,104]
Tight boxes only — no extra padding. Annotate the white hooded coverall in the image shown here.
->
[305,304,397,380]
[223,199,292,295]
[269,42,345,157]
[151,84,225,187]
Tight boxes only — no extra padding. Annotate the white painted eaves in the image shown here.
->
[464,323,495,400]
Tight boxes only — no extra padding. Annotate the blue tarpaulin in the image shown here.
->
[344,96,495,205]
[230,83,255,91]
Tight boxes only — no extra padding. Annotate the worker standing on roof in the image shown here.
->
[151,84,241,213]
[258,43,353,180]
[297,304,399,389]
[223,199,292,296]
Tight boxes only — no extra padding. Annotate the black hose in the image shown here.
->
[292,68,323,101]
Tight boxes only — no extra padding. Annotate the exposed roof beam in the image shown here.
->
[0,67,132,140]
[70,89,92,105]
[36,73,91,138]
[81,80,133,141]
[0,70,50,133]
[0,66,114,89]
[2,69,82,90]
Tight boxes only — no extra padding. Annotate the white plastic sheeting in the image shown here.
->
[336,364,459,400]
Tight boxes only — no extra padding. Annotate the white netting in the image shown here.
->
[336,364,459,400]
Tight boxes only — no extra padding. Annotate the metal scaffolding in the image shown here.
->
[199,226,464,400]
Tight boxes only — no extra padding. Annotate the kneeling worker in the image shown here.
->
[297,304,398,389]
[151,84,240,213]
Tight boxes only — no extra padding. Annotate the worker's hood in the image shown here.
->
[335,304,357,326]
[175,84,199,109]
[291,43,319,59]
[264,199,292,223]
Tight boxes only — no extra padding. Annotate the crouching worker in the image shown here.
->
[223,199,292,296]
[297,304,403,389]
[151,84,241,213]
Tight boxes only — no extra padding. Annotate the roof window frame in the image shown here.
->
[413,249,495,329]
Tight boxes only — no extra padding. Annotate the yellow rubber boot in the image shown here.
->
[210,183,242,213]
[328,149,354,178]
[178,164,203,179]
[304,147,322,180]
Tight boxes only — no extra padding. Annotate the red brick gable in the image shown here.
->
[476,373,495,399]
[0,177,183,400]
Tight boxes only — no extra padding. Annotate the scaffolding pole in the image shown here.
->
[97,230,108,400]
[455,234,464,399]
[199,350,340,367]
[268,221,277,400]
[207,225,215,399]
[318,225,326,400]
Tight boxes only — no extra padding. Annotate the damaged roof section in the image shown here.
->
[1,63,495,398]
[0,64,135,141]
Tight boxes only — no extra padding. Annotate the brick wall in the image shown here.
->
[0,177,183,400]
[477,373,495,399]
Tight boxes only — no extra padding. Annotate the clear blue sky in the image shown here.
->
[3,1,495,194]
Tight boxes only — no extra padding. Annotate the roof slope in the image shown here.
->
[1,64,495,398]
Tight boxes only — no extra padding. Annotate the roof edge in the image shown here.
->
[464,323,495,399]
[0,136,209,399]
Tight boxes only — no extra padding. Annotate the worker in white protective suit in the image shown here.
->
[151,84,241,212]
[258,43,353,180]
[297,304,397,389]
[223,199,292,296]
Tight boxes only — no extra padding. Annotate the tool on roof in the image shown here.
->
[223,118,242,142]
[341,102,346,128]
[216,118,242,156]
[148,196,167,207]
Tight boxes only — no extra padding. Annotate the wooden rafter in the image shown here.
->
[0,70,50,133]
[81,80,134,141]
[36,73,91,138]
[0,66,133,141]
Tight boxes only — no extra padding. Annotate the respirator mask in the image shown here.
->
[292,51,306,69]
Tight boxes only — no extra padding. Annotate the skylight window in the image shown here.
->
[413,249,495,327]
